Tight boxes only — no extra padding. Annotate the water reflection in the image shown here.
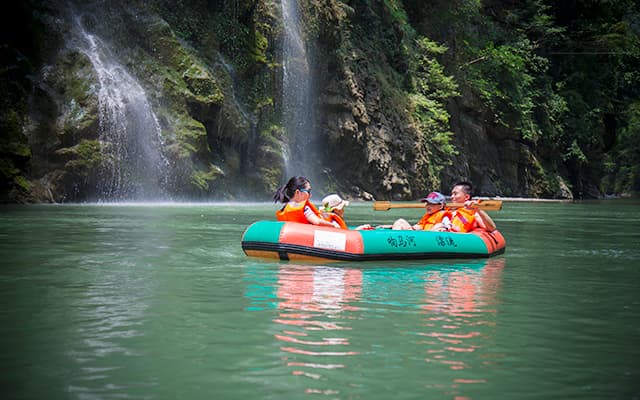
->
[419,258,505,395]
[244,258,506,398]
[275,265,362,379]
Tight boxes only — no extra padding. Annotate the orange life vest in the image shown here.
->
[276,200,321,224]
[416,209,450,230]
[323,212,348,229]
[450,207,476,233]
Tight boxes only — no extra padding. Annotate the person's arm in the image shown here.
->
[463,200,497,232]
[354,224,373,230]
[475,210,496,232]
[305,206,340,227]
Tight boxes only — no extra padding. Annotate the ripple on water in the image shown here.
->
[567,248,637,260]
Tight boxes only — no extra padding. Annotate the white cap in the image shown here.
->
[321,194,350,211]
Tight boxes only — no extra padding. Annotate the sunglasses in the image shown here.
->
[299,188,311,194]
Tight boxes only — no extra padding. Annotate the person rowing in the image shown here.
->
[446,181,496,232]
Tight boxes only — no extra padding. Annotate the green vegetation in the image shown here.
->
[0,79,31,200]
[56,140,104,176]
[463,40,545,138]
[404,0,640,196]
[603,102,640,194]
[409,37,458,153]
[406,37,459,189]
[190,163,224,192]
[1,0,639,201]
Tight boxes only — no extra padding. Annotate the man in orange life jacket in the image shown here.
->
[447,181,496,232]
[320,194,372,230]
[391,191,451,231]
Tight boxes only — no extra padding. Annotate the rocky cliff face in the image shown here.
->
[446,87,572,198]
[1,0,580,203]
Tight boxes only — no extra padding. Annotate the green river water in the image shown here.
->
[1,200,639,399]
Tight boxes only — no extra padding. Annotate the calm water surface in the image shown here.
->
[1,201,639,399]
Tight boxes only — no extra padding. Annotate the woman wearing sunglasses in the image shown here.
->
[273,176,341,228]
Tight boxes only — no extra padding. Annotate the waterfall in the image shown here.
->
[281,0,320,184]
[71,14,170,201]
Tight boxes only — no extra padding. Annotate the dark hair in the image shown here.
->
[273,176,310,203]
[453,181,473,197]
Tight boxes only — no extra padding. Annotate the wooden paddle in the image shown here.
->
[373,199,503,211]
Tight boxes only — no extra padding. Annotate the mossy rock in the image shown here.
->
[0,158,21,184]
[172,115,208,158]
[0,109,31,159]
[46,50,100,144]
[190,163,224,192]
[55,139,104,177]
[182,63,224,105]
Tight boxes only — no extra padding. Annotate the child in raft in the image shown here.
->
[320,194,372,230]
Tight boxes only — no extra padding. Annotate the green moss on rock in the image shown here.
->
[173,116,208,157]
[13,175,32,192]
[182,63,224,105]
[190,163,224,192]
[55,139,104,177]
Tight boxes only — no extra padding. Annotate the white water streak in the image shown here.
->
[281,0,315,178]
[71,14,170,201]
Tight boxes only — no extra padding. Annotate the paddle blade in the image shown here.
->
[474,200,502,211]
[373,201,392,211]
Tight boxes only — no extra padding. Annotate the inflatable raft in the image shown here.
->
[242,221,506,262]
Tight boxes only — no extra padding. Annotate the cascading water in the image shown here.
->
[70,13,170,201]
[281,0,320,184]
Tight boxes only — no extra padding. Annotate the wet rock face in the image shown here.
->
[318,69,414,199]
[309,5,429,200]
[19,45,103,202]
[444,86,576,199]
